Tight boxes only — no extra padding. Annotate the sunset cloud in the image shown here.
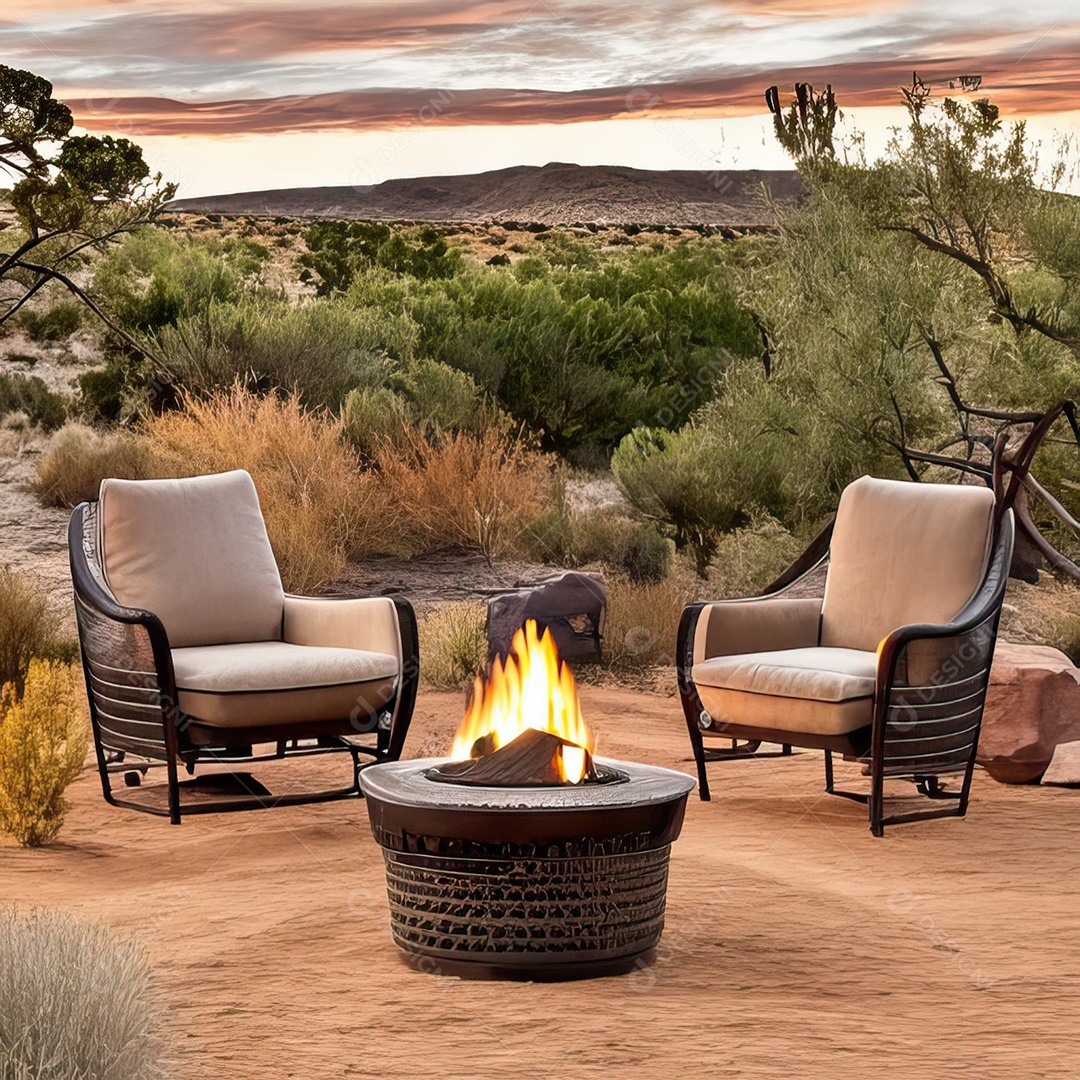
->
[3,0,1077,136]
[65,45,1080,137]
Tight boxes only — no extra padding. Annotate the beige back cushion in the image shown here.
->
[820,477,995,652]
[99,470,285,648]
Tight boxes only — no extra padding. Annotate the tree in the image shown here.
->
[0,64,176,347]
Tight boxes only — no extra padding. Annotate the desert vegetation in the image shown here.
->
[0,569,85,848]
[4,66,1080,675]
[0,908,165,1078]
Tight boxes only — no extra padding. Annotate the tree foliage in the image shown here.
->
[615,86,1080,576]
[0,64,176,345]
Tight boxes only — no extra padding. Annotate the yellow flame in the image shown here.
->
[450,620,595,783]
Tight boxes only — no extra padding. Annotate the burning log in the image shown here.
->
[429,728,596,787]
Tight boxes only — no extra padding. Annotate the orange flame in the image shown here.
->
[451,620,595,783]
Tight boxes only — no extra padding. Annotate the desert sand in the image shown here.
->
[2,684,1078,1079]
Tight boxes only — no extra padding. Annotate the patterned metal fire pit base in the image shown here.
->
[360,758,695,980]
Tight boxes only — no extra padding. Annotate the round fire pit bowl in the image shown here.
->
[360,758,695,981]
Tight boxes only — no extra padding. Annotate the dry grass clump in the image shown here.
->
[0,568,74,694]
[0,661,89,847]
[418,601,488,689]
[374,427,552,560]
[1001,576,1080,662]
[144,388,381,594]
[0,908,166,1078]
[603,574,695,669]
[33,423,152,507]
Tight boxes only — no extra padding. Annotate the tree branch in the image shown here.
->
[11,258,157,363]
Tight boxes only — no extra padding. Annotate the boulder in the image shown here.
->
[1041,741,1080,786]
[978,642,1080,783]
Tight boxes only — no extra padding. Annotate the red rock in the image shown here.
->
[978,642,1080,783]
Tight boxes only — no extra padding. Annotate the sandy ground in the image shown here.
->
[2,685,1079,1079]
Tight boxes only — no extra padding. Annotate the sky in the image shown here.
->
[2,0,1079,196]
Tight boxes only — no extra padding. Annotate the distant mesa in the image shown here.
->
[163,162,802,228]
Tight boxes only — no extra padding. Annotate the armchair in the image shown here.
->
[677,477,1013,835]
[69,469,418,824]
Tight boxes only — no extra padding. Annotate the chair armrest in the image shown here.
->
[689,597,823,666]
[282,595,403,663]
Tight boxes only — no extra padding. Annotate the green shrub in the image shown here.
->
[0,373,67,431]
[396,357,498,433]
[33,423,152,508]
[93,226,270,331]
[16,300,83,342]
[344,242,759,459]
[77,362,132,423]
[564,511,671,583]
[0,908,165,1076]
[300,221,462,295]
[708,517,808,599]
[0,569,74,694]
[418,602,488,689]
[341,385,413,460]
[0,661,89,847]
[148,297,415,409]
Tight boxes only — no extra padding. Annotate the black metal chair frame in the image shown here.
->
[69,502,419,825]
[677,500,1015,836]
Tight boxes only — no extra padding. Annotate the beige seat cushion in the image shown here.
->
[693,647,877,737]
[99,470,284,649]
[821,476,995,652]
[696,685,873,737]
[693,647,877,702]
[172,641,399,729]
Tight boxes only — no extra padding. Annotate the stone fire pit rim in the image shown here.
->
[359,756,697,812]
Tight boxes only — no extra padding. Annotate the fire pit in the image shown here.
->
[360,621,695,980]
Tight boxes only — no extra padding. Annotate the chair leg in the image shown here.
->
[823,750,834,793]
[166,758,182,825]
[868,767,884,837]
[688,721,712,801]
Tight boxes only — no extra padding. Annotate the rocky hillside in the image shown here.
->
[165,162,801,227]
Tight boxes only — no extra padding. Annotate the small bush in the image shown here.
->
[0,908,165,1078]
[373,427,552,560]
[603,575,694,668]
[94,226,269,331]
[341,385,413,461]
[523,491,671,583]
[145,388,379,593]
[396,358,500,433]
[1001,577,1080,661]
[0,661,89,847]
[570,512,671,583]
[708,517,807,599]
[0,372,67,431]
[0,569,74,694]
[77,362,131,423]
[418,602,488,689]
[17,300,83,342]
[34,423,152,508]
